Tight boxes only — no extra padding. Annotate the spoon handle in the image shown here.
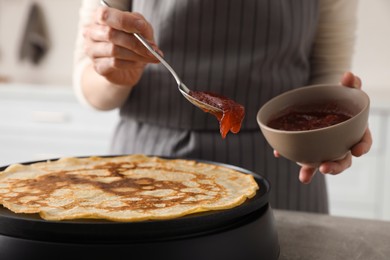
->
[133,33,184,91]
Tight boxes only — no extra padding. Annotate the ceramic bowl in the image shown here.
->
[256,84,370,166]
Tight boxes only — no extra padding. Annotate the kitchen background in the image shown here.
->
[0,0,389,220]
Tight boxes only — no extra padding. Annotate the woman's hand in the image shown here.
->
[82,6,162,86]
[275,72,373,184]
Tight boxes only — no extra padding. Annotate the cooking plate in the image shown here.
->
[0,157,271,243]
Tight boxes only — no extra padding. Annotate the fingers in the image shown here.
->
[84,38,157,63]
[297,151,353,184]
[318,152,352,175]
[351,128,372,157]
[95,6,158,54]
[83,6,162,66]
[96,7,152,39]
[83,23,159,63]
[341,71,362,89]
[299,166,317,184]
[295,138,368,183]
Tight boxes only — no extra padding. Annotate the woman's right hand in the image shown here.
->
[82,6,162,86]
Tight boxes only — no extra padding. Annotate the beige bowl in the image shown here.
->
[257,84,370,166]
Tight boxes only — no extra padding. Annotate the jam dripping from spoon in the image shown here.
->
[189,91,245,139]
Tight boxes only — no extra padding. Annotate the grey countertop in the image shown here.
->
[274,210,390,260]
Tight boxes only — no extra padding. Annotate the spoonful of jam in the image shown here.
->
[189,91,245,138]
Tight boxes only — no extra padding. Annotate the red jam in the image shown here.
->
[267,103,352,131]
[189,91,245,139]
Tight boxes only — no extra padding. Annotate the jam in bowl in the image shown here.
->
[266,102,353,131]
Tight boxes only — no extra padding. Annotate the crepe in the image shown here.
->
[0,155,258,222]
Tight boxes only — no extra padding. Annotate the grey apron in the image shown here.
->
[111,0,328,213]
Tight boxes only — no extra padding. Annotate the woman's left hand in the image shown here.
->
[286,72,373,184]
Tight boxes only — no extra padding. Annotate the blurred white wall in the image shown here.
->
[0,0,82,85]
[352,0,390,101]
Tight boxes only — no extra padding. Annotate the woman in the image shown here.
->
[73,0,372,213]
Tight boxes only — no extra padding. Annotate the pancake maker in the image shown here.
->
[0,160,280,260]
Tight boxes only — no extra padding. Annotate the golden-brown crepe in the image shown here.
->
[0,155,258,222]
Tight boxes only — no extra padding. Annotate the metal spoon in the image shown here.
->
[100,0,223,114]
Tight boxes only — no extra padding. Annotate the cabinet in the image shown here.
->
[0,83,118,166]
